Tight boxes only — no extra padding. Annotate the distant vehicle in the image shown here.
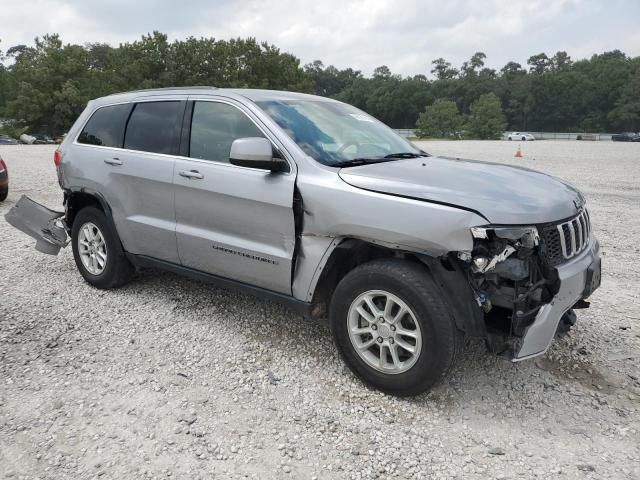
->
[0,135,19,145]
[507,132,535,141]
[31,133,56,144]
[0,157,8,201]
[611,132,640,142]
[576,134,597,141]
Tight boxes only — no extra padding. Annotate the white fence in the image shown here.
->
[393,129,615,141]
[394,129,417,138]
[518,132,613,141]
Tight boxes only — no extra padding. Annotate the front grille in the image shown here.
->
[541,209,591,266]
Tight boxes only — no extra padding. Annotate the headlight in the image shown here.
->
[464,226,539,274]
[470,226,539,248]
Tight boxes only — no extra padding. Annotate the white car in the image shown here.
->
[507,132,535,141]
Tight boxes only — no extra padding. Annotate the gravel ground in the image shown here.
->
[0,141,639,480]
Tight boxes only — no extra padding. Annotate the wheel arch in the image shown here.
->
[64,189,126,253]
[308,237,485,337]
[65,189,113,230]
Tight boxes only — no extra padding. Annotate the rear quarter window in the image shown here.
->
[77,104,131,148]
[124,101,183,155]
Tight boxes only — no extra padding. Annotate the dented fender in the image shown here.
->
[4,195,68,255]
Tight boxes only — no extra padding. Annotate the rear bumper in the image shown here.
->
[4,195,68,254]
[512,236,601,361]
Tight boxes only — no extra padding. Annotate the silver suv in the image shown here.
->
[6,87,601,396]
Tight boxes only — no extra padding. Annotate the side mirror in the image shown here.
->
[229,137,288,172]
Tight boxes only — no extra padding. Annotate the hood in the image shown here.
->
[338,156,584,225]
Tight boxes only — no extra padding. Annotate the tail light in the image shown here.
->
[54,150,62,166]
[0,158,6,173]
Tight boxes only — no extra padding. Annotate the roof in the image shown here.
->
[96,87,334,105]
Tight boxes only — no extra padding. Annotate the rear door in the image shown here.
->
[173,97,296,294]
[73,98,185,263]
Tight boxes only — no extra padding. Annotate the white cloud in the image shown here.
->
[1,0,639,76]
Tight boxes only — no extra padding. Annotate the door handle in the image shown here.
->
[179,170,204,180]
[104,158,123,166]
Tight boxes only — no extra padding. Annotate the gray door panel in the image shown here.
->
[67,143,178,263]
[106,149,179,263]
[174,160,295,294]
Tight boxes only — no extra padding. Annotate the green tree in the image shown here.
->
[461,52,487,77]
[5,35,93,134]
[608,68,640,131]
[465,93,506,139]
[527,53,551,74]
[430,58,458,80]
[415,99,463,138]
[1,33,639,135]
[304,60,362,97]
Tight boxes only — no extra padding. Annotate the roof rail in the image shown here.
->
[106,86,218,96]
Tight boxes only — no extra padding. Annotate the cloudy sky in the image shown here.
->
[2,0,639,76]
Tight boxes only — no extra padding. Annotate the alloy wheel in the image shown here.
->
[78,222,107,275]
[347,290,422,374]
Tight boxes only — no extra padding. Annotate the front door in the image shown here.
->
[173,98,296,295]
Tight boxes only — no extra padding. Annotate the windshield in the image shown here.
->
[255,99,422,166]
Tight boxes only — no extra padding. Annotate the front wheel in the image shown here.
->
[0,186,7,202]
[330,259,462,396]
[71,207,133,289]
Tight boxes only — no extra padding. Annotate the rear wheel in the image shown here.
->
[0,186,7,202]
[71,207,133,289]
[330,259,462,396]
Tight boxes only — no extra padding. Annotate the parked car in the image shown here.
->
[5,88,601,396]
[0,157,8,201]
[507,132,535,141]
[31,133,56,144]
[611,132,640,142]
[0,135,19,145]
[576,133,597,141]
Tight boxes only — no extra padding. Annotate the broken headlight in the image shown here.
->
[470,226,539,247]
[460,225,557,334]
[464,226,539,274]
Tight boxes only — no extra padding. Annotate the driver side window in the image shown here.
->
[189,101,265,163]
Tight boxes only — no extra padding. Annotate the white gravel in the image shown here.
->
[1,141,639,480]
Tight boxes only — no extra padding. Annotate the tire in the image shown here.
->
[71,206,133,289]
[0,186,7,202]
[556,309,576,336]
[521,136,527,141]
[508,137,512,141]
[329,259,462,396]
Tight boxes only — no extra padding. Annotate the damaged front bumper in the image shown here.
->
[5,195,68,254]
[512,237,601,360]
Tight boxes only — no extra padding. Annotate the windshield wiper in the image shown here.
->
[383,152,430,159]
[334,152,430,168]
[333,157,398,167]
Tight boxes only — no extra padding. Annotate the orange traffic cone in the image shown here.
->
[515,145,523,158]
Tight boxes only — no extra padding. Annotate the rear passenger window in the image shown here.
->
[190,102,265,163]
[78,104,131,148]
[124,101,182,154]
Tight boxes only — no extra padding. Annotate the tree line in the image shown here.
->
[0,32,639,137]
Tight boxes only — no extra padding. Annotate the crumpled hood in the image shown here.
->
[338,156,584,224]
